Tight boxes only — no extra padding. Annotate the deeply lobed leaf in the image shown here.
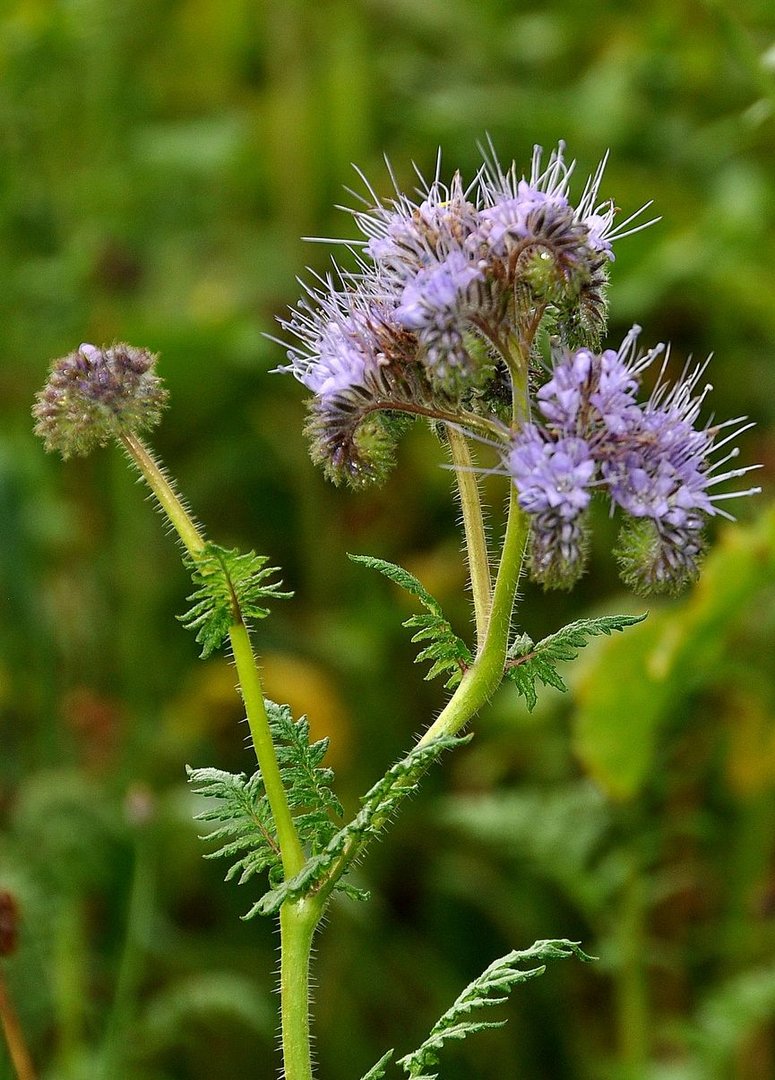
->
[179,542,292,657]
[505,613,646,711]
[251,735,468,917]
[350,554,472,687]
[188,700,342,904]
[397,940,594,1077]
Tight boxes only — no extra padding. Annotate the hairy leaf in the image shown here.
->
[250,735,468,917]
[505,613,646,711]
[267,700,343,852]
[180,542,292,657]
[186,766,281,886]
[360,1050,395,1080]
[398,940,594,1078]
[350,554,472,687]
[187,700,342,899]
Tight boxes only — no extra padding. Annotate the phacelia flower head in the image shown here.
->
[278,142,655,486]
[506,329,761,594]
[33,343,168,459]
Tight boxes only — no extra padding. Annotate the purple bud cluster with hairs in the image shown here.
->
[276,142,657,485]
[33,343,167,459]
[507,328,761,592]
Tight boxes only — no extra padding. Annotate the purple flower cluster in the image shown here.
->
[33,343,167,459]
[507,329,760,592]
[279,143,654,484]
[277,142,758,595]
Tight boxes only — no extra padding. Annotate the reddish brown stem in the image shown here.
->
[0,970,37,1080]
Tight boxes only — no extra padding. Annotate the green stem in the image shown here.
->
[314,482,529,911]
[119,433,205,557]
[119,431,313,1075]
[446,425,492,647]
[229,622,306,880]
[418,483,528,747]
[118,432,305,879]
[279,899,322,1080]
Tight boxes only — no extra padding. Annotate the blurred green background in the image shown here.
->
[1,1,775,1077]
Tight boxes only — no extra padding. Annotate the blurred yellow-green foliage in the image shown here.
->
[1,1,775,1078]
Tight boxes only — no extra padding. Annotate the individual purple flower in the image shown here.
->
[508,429,595,518]
[33,342,167,459]
[535,347,595,430]
[535,328,653,440]
[278,275,398,398]
[477,182,570,256]
[588,333,648,436]
[276,274,452,486]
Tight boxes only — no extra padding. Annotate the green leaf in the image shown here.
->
[504,613,647,711]
[360,1050,395,1080]
[179,542,292,657]
[187,700,342,901]
[574,507,775,799]
[267,700,343,854]
[251,735,468,917]
[398,940,594,1078]
[186,765,281,887]
[350,553,472,687]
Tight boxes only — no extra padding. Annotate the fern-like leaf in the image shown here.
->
[398,940,595,1078]
[186,766,282,886]
[267,700,343,854]
[251,735,468,917]
[360,1050,395,1080]
[187,700,342,899]
[505,613,646,711]
[180,542,292,657]
[350,554,472,688]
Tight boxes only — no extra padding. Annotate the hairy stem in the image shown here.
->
[279,898,322,1080]
[118,433,304,875]
[446,425,492,647]
[119,433,205,557]
[118,432,312,1074]
[314,481,529,910]
[421,353,531,747]
[229,622,306,879]
[417,482,528,747]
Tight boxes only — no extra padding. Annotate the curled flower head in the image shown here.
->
[277,142,655,485]
[33,342,168,459]
[278,275,440,486]
[506,329,761,594]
